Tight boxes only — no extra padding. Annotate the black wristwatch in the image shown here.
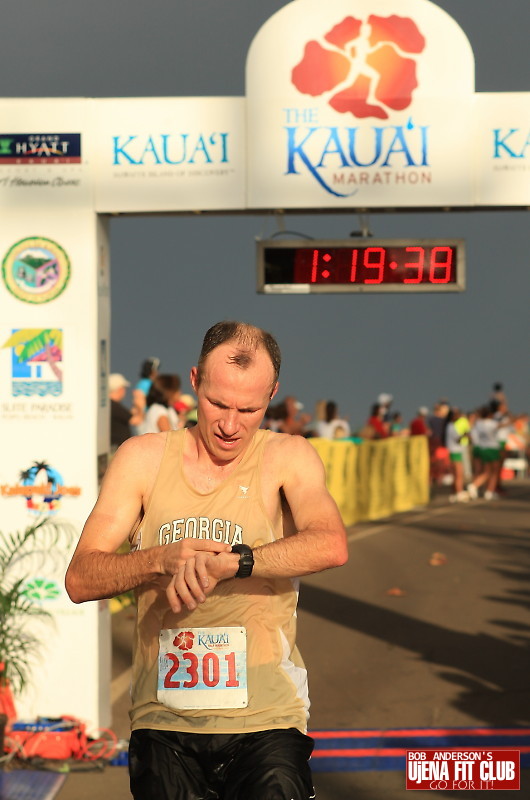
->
[231,544,254,578]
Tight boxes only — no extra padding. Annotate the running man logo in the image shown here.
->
[291,15,426,121]
[173,631,195,651]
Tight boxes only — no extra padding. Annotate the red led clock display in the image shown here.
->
[258,239,465,293]
[297,245,455,284]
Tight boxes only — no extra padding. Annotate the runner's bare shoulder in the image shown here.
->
[264,429,321,474]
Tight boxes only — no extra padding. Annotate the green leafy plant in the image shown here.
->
[0,519,74,695]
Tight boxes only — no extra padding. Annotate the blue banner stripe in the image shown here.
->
[313,735,530,750]
[311,756,404,773]
[310,730,530,773]
[311,755,530,773]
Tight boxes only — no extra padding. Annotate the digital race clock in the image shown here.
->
[257,239,466,294]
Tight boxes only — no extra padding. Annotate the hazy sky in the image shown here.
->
[2,0,529,428]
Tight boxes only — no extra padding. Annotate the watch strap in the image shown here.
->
[231,543,254,578]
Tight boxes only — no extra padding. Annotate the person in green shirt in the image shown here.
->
[454,410,471,483]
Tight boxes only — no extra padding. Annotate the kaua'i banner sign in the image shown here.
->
[0,0,528,212]
[246,0,529,209]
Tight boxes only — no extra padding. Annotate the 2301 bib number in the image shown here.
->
[157,626,248,710]
[163,651,240,689]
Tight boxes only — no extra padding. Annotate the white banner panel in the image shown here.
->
[94,97,246,212]
[246,95,475,208]
[474,93,530,206]
[246,0,476,209]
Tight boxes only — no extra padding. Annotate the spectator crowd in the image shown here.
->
[109,364,528,503]
[263,384,529,503]
[109,357,198,455]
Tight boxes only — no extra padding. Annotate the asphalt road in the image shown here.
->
[55,481,530,799]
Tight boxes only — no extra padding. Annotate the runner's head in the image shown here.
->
[195,321,281,397]
[190,321,281,463]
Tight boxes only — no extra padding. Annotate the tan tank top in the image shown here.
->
[128,428,309,734]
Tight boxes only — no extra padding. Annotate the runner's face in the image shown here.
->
[191,344,277,463]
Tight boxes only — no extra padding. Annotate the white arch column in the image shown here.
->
[0,99,111,726]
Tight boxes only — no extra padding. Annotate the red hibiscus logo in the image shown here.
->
[292,15,426,120]
[173,631,194,650]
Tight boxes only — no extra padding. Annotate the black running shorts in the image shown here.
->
[129,727,315,800]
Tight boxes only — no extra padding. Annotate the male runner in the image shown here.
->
[66,320,348,800]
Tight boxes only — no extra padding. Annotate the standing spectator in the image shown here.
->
[138,374,181,434]
[454,409,472,483]
[467,405,508,501]
[377,392,393,423]
[174,393,198,429]
[427,399,450,448]
[263,401,283,432]
[491,382,507,406]
[277,396,312,436]
[132,357,160,419]
[314,400,351,439]
[109,373,142,454]
[389,411,407,436]
[492,398,513,493]
[446,407,469,502]
[427,400,451,485]
[366,403,389,439]
[469,409,483,479]
[410,407,431,437]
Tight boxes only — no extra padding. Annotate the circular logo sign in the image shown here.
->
[2,236,71,303]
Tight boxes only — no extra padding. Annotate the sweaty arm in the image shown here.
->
[252,435,348,578]
[65,435,230,604]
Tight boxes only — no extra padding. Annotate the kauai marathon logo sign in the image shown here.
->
[286,13,429,198]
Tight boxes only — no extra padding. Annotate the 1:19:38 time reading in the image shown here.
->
[295,245,456,285]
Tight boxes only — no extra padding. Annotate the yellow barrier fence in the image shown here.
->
[310,436,430,527]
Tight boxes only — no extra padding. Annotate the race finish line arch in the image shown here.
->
[0,0,528,727]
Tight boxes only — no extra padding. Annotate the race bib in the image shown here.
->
[157,627,248,710]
